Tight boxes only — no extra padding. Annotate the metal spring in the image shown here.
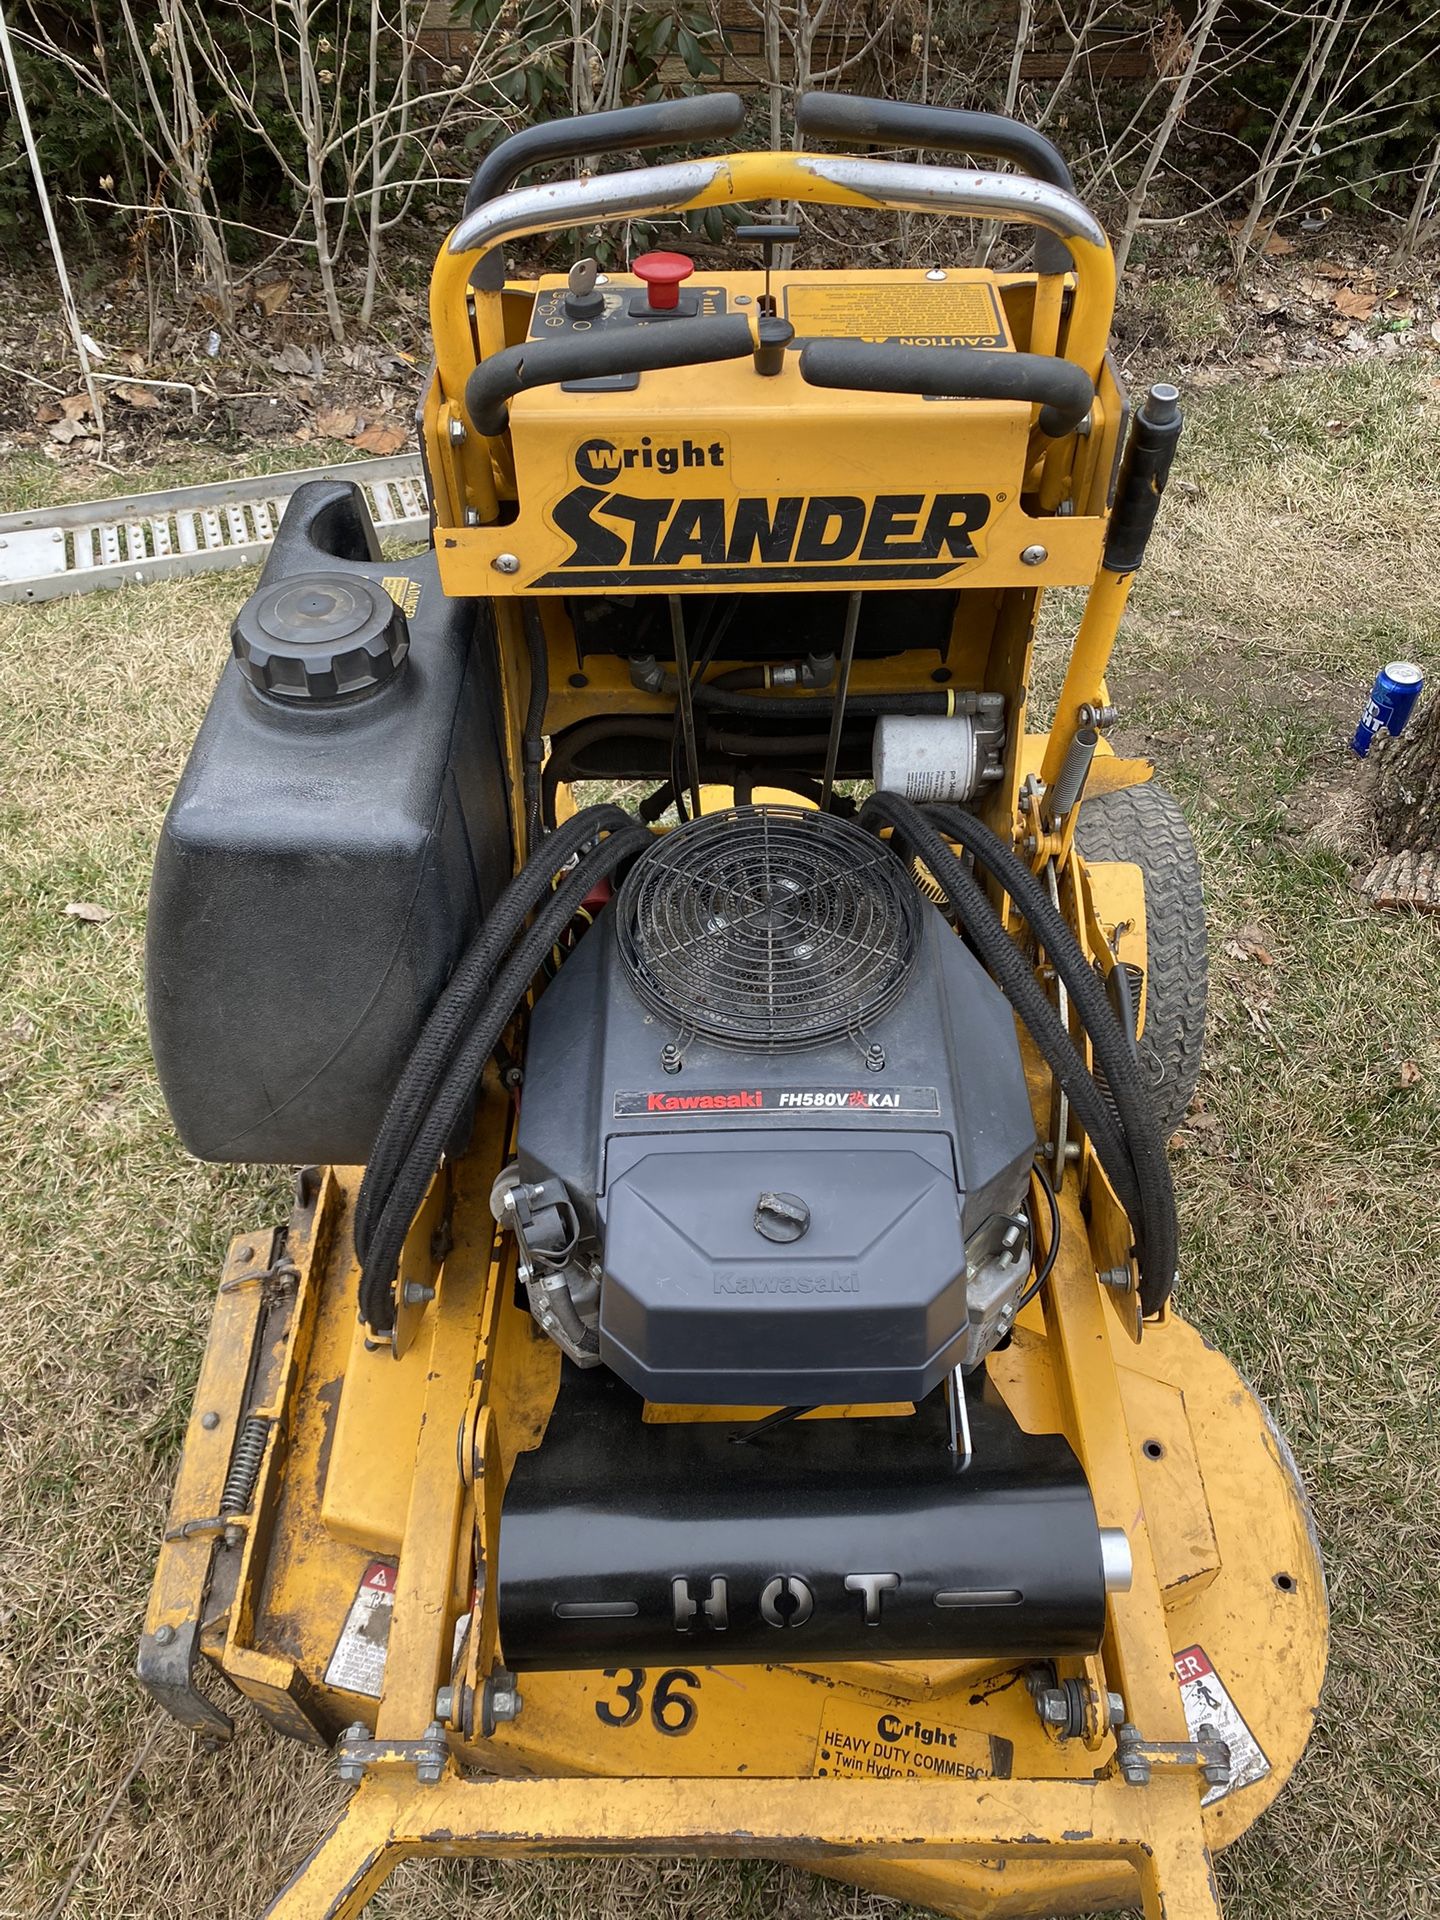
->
[219,1415,271,1518]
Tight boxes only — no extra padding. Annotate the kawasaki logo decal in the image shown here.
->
[613,1087,941,1117]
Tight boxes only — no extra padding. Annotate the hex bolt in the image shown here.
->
[1034,1688,1071,1729]
[447,416,466,444]
[1098,1264,1131,1289]
[492,551,520,572]
[416,1721,448,1785]
[489,1686,522,1722]
[336,1722,370,1786]
[1020,544,1048,567]
[1197,1721,1231,1787]
[1106,1691,1125,1728]
[402,1281,436,1307]
[435,1685,455,1720]
[1115,1725,1151,1786]
[660,1042,682,1075]
[464,508,482,528]
[864,1043,886,1073]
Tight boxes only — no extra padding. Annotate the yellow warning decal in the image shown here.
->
[783,280,1008,348]
[382,574,421,618]
[812,1696,1009,1781]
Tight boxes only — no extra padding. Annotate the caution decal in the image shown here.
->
[1175,1645,1271,1805]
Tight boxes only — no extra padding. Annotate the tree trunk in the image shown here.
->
[1358,694,1440,910]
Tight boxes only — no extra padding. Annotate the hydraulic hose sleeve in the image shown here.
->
[360,825,654,1330]
[859,794,1143,1229]
[355,805,631,1259]
[925,802,1179,1313]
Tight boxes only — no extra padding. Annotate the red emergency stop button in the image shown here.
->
[632,250,694,311]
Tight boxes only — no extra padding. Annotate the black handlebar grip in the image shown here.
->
[463,93,746,290]
[795,93,1076,274]
[465,315,757,438]
[799,339,1094,438]
[1103,383,1183,573]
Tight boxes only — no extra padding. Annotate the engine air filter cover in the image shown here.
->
[616,806,922,1052]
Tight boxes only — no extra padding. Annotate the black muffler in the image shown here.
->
[497,1366,1125,1671]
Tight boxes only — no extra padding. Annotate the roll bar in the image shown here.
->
[462,93,747,291]
[795,93,1076,272]
[438,151,1114,390]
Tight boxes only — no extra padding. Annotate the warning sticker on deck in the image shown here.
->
[324,1560,397,1699]
[812,1697,1010,1782]
[1175,1645,1271,1805]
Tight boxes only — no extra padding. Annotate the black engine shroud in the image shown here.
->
[516,816,1038,1405]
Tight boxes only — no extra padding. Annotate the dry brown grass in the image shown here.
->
[2,358,1439,1919]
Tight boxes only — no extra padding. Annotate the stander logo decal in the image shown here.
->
[537,437,992,588]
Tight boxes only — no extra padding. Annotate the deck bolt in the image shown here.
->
[154,1624,176,1646]
[201,1411,220,1430]
[925,268,947,280]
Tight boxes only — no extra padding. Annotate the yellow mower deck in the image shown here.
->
[144,1018,1324,1920]
[139,92,1327,1920]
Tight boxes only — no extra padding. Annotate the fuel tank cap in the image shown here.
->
[232,572,409,701]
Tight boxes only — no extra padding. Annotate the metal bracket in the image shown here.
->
[336,1720,451,1787]
[1113,1720,1231,1790]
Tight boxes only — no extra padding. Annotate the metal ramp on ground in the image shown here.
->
[0,455,428,604]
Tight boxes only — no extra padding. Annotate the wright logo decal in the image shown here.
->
[535,438,992,589]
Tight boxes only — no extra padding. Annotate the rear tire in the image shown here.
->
[1076,782,1207,1141]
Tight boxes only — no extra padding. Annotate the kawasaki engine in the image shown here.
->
[507,806,1038,1405]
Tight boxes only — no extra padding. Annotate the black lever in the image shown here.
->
[799,340,1093,438]
[465,315,756,437]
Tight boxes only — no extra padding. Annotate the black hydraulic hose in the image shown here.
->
[355,805,632,1261]
[924,802,1178,1314]
[859,793,1143,1234]
[521,604,549,859]
[360,824,654,1331]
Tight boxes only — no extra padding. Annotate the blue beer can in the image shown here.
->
[1352,661,1424,756]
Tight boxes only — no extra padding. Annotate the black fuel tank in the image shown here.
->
[147,480,510,1164]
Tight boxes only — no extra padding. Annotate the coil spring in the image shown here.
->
[219,1414,271,1518]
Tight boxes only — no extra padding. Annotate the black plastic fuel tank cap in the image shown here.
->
[231,572,409,701]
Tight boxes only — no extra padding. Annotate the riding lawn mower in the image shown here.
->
[138,89,1327,1920]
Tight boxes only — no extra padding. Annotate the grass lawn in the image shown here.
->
[2,359,1438,1919]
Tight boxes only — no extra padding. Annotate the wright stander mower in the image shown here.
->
[140,90,1327,1920]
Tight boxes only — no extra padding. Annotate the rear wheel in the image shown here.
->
[1076,782,1207,1141]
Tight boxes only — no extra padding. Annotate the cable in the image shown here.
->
[520,605,549,859]
[1016,1159,1061,1312]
